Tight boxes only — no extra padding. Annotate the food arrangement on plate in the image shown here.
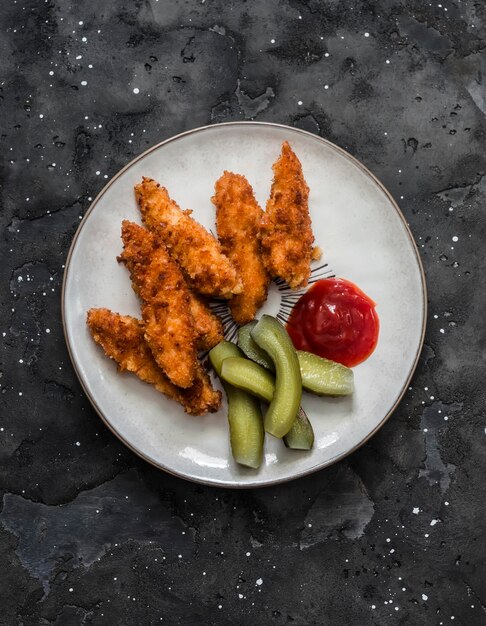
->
[87,141,379,469]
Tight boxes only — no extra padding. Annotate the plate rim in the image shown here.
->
[61,121,427,488]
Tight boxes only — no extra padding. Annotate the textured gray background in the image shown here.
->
[1,1,485,624]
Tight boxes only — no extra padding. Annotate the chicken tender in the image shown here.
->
[87,309,221,415]
[189,292,224,350]
[135,177,243,299]
[212,172,270,324]
[118,220,198,389]
[260,141,314,289]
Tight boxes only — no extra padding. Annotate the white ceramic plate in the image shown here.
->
[63,122,426,487]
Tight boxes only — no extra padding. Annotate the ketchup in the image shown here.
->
[286,278,379,367]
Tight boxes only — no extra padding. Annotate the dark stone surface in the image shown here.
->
[1,0,485,623]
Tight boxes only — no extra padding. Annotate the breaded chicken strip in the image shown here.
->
[189,292,224,350]
[117,219,221,352]
[118,220,198,389]
[135,177,243,299]
[87,309,221,415]
[260,141,314,289]
[212,172,270,324]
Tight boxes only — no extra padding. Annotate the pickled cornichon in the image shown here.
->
[220,355,314,450]
[297,351,354,396]
[220,357,274,402]
[209,341,264,469]
[238,322,275,372]
[250,315,302,438]
[283,407,314,450]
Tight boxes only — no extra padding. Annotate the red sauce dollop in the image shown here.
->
[286,278,379,367]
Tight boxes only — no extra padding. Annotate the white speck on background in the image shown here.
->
[413,507,419,514]
[82,36,87,42]
[452,235,458,242]
[133,87,140,94]
[256,578,263,586]
[364,32,370,37]
[430,519,438,526]
[422,594,428,601]
[81,80,87,86]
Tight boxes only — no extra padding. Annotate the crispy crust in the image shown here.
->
[189,292,224,350]
[87,308,221,415]
[135,177,243,299]
[212,172,270,324]
[260,141,314,289]
[118,220,198,389]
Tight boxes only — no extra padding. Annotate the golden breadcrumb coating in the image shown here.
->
[212,172,270,324]
[118,220,198,389]
[189,292,224,350]
[117,218,221,351]
[87,309,221,415]
[135,177,243,299]
[260,141,314,289]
